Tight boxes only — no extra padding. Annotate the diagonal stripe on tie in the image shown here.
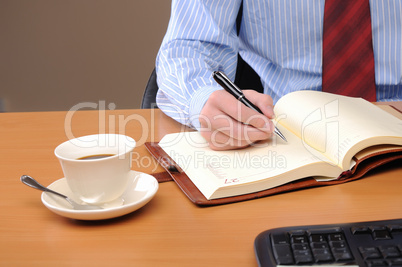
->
[322,0,376,101]
[324,25,373,87]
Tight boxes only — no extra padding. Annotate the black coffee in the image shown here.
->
[77,154,115,160]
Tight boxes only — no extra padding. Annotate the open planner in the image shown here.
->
[146,91,402,206]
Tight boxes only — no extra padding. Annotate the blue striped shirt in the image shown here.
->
[156,0,402,129]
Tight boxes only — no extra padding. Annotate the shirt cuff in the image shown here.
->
[188,86,221,130]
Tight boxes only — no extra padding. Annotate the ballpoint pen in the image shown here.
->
[213,70,287,142]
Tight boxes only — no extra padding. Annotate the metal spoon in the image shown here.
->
[20,175,102,210]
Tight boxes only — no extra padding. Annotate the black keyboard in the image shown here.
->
[254,219,402,267]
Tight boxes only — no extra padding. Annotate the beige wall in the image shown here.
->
[0,0,171,112]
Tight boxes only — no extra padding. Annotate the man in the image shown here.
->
[155,0,402,150]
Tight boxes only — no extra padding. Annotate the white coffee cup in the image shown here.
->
[54,134,136,204]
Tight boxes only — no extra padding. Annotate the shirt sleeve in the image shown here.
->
[155,0,242,129]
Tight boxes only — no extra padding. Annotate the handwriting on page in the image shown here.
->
[224,178,240,184]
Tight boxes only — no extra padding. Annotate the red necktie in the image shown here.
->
[322,0,376,101]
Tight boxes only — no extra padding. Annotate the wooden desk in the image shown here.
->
[1,106,401,266]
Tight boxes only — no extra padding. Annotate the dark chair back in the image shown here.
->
[141,68,159,109]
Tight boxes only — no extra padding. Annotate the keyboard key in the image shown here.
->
[307,227,342,235]
[272,244,294,265]
[271,233,290,245]
[369,226,392,240]
[360,247,382,260]
[373,229,392,240]
[351,225,371,235]
[329,239,353,261]
[293,249,313,264]
[388,224,402,234]
[290,232,308,244]
[380,245,401,258]
[289,230,306,236]
[329,233,346,242]
[366,259,388,267]
[292,243,309,251]
[271,233,294,265]
[311,242,330,250]
[388,258,402,266]
[310,234,326,243]
[332,247,354,261]
[312,248,334,262]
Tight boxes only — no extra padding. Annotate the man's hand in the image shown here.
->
[199,90,274,150]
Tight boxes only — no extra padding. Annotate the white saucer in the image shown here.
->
[41,171,158,220]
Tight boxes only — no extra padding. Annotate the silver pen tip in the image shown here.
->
[274,127,287,142]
